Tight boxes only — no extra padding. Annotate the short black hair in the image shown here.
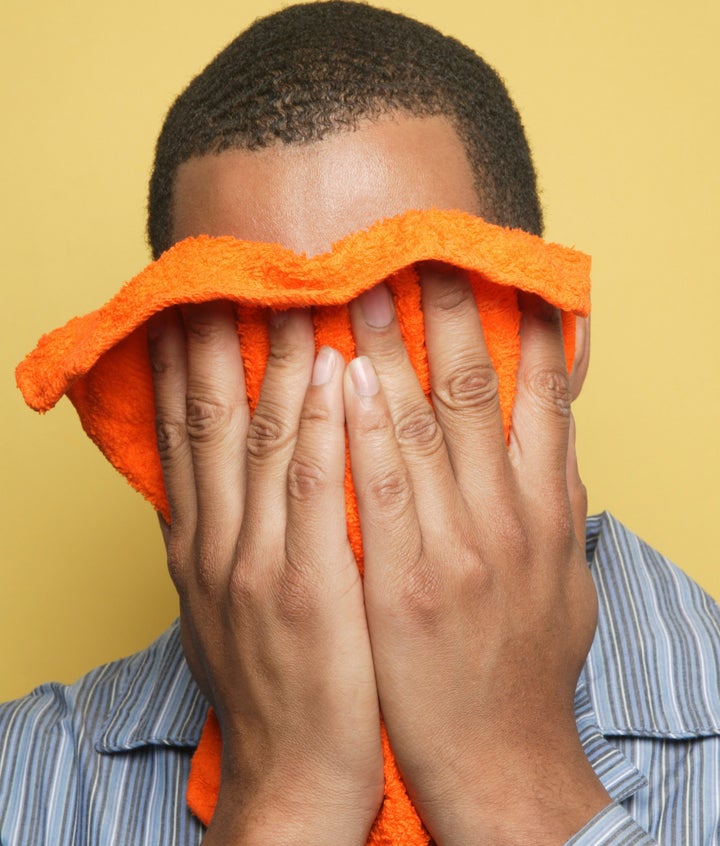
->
[147,0,543,258]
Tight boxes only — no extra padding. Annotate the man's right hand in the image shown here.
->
[147,303,383,846]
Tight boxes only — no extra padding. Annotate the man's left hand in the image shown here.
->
[344,268,610,846]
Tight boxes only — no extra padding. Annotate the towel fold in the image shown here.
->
[16,207,591,844]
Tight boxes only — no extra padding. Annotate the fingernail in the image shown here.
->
[359,284,393,328]
[349,356,379,397]
[311,346,336,386]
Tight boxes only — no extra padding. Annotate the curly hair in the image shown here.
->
[147,1,543,257]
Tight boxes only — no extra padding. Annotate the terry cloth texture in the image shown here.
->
[16,207,591,845]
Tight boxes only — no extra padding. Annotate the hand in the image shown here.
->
[148,304,383,846]
[344,270,610,845]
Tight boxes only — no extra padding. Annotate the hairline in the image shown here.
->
[165,106,489,247]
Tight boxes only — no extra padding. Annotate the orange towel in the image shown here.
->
[16,208,590,844]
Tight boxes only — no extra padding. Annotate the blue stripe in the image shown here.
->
[1,513,719,844]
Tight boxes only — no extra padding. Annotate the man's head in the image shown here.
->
[147,0,543,258]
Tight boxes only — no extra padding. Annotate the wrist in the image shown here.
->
[202,780,378,846]
[420,744,610,846]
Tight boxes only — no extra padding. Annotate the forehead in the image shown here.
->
[171,114,481,256]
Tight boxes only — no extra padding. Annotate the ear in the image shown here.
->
[569,315,590,400]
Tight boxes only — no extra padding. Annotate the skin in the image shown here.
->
[147,112,607,845]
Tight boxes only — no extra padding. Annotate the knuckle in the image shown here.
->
[246,410,290,460]
[266,338,309,374]
[429,280,474,313]
[436,361,499,412]
[361,340,406,371]
[487,503,532,561]
[149,348,173,375]
[550,510,578,553]
[170,530,233,598]
[299,401,332,426]
[267,343,295,367]
[394,404,443,455]
[194,554,220,595]
[389,555,445,625]
[286,456,328,502]
[501,518,532,563]
[523,366,571,417]
[573,480,589,517]
[165,536,190,591]
[189,540,226,595]
[155,418,188,463]
[227,563,260,610]
[228,537,287,607]
[357,404,395,438]
[185,395,233,442]
[165,552,184,591]
[232,534,324,626]
[365,467,413,513]
[185,311,226,344]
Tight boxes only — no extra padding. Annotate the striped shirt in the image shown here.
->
[1,512,719,845]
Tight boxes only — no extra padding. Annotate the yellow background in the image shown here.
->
[1,0,718,702]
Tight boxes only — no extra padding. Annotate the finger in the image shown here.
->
[419,263,510,502]
[284,347,353,582]
[241,309,315,546]
[349,283,458,526]
[344,355,423,586]
[509,292,572,497]
[566,413,588,548]
[147,307,196,535]
[183,301,249,548]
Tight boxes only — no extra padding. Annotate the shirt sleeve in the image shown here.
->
[565,802,658,845]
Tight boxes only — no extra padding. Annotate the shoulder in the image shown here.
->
[0,644,138,769]
[0,621,182,747]
[586,512,720,736]
[0,641,138,844]
[0,622,205,845]
[588,512,719,620]
[581,516,720,842]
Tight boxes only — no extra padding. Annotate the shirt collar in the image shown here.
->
[584,512,720,739]
[574,676,648,802]
[95,620,209,754]
[94,513,720,756]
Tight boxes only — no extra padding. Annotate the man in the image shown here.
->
[1,3,718,845]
